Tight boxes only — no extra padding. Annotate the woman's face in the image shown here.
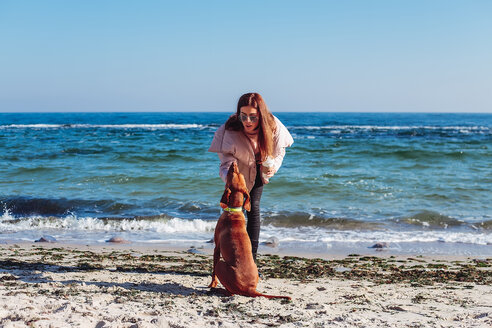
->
[239,105,260,134]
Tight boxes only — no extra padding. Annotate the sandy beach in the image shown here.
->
[0,243,490,327]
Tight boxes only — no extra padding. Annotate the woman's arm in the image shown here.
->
[271,147,286,174]
[218,152,236,183]
[209,124,237,183]
[266,117,293,177]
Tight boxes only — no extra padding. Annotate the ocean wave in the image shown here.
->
[0,196,220,222]
[292,125,490,132]
[2,197,489,233]
[288,125,491,138]
[1,211,490,247]
[262,210,492,231]
[263,212,381,230]
[261,226,492,246]
[393,211,465,228]
[0,212,215,233]
[2,123,489,134]
[0,196,139,217]
[0,124,207,130]
[474,220,492,230]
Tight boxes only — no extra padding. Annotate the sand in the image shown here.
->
[0,243,491,328]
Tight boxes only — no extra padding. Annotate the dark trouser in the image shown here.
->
[246,164,263,262]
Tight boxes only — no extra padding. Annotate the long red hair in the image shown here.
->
[225,93,277,161]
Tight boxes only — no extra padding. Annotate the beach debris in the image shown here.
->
[150,316,170,328]
[386,305,406,312]
[473,259,491,267]
[95,321,106,328]
[335,266,352,273]
[369,242,389,249]
[305,302,323,310]
[106,236,130,244]
[262,236,280,248]
[187,246,205,254]
[0,274,18,281]
[473,313,489,320]
[35,235,57,243]
[411,293,427,304]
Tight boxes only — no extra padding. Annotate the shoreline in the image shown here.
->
[1,243,491,327]
[2,238,491,258]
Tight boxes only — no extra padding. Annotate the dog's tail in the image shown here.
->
[252,292,291,300]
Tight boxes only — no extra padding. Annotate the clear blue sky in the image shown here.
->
[1,0,491,112]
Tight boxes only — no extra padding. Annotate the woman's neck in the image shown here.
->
[244,127,259,137]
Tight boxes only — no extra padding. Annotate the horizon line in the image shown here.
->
[1,110,491,114]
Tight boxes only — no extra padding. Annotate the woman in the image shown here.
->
[209,93,293,262]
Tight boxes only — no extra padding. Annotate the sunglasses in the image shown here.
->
[239,113,259,123]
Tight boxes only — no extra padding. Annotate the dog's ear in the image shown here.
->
[220,188,231,209]
[243,190,251,211]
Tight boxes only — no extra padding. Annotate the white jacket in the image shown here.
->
[209,116,294,191]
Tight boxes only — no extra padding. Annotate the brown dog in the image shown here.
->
[208,162,291,300]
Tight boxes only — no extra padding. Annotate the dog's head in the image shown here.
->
[220,162,251,211]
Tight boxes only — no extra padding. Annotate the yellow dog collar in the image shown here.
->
[223,207,243,212]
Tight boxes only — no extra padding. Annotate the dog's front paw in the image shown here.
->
[208,279,218,288]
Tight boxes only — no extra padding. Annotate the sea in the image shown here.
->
[1,112,491,256]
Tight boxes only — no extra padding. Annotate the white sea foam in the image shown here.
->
[0,214,215,233]
[0,124,206,129]
[261,225,492,246]
[1,213,490,249]
[2,124,63,128]
[131,238,210,244]
[2,124,489,133]
[294,125,490,133]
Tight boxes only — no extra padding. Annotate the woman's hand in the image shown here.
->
[262,165,275,178]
